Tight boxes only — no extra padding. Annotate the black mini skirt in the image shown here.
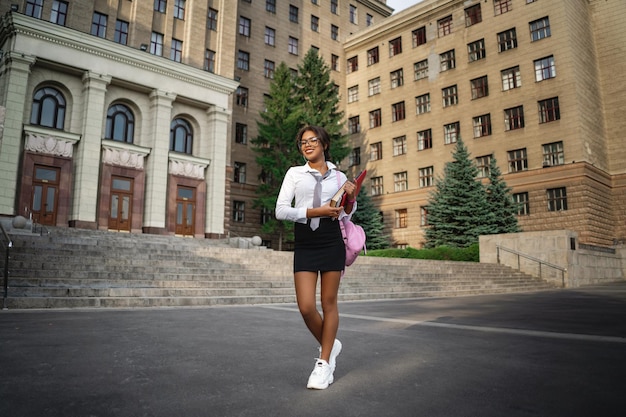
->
[294,217,345,272]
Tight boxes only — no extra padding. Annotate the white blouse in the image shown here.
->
[275,161,356,224]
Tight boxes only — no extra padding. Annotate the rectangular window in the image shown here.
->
[234,162,247,183]
[233,201,245,222]
[508,148,528,172]
[288,37,299,55]
[266,0,276,13]
[393,136,407,156]
[440,50,456,71]
[414,59,429,80]
[51,1,69,26]
[420,206,429,226]
[513,192,529,216]
[418,129,432,150]
[392,102,406,122]
[171,39,183,62]
[235,123,248,144]
[369,109,382,128]
[207,9,218,31]
[239,16,251,37]
[367,47,379,65]
[539,97,560,123]
[494,0,513,16]
[465,4,482,27]
[174,0,186,20]
[368,77,381,96]
[419,166,434,187]
[442,85,458,107]
[261,208,273,226]
[205,49,216,72]
[468,39,486,62]
[114,20,129,45]
[501,66,522,90]
[390,69,404,89]
[535,56,556,81]
[394,172,408,192]
[26,0,44,18]
[330,0,338,15]
[505,106,525,131]
[416,94,431,115]
[347,56,358,73]
[236,87,249,107]
[237,50,250,70]
[370,142,383,160]
[444,122,460,144]
[289,5,299,23]
[547,187,567,211]
[347,86,359,103]
[371,176,384,196]
[348,116,360,134]
[543,141,564,166]
[350,5,358,24]
[366,14,373,26]
[473,114,492,138]
[264,60,275,79]
[265,27,276,46]
[412,27,427,47]
[498,28,517,52]
[91,12,108,38]
[331,24,339,41]
[530,16,551,41]
[349,147,361,166]
[438,15,453,37]
[395,209,408,228]
[331,54,339,71]
[150,32,164,56]
[476,155,491,178]
[389,37,402,57]
[470,76,489,99]
[154,0,166,13]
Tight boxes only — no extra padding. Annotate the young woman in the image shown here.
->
[275,125,357,389]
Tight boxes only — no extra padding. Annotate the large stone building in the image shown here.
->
[345,0,626,247]
[1,0,625,249]
[0,0,392,243]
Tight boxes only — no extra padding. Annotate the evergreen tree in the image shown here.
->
[351,186,390,250]
[486,156,521,234]
[294,49,350,164]
[425,137,495,248]
[250,62,303,250]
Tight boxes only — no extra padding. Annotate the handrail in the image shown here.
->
[496,245,567,288]
[1,221,13,310]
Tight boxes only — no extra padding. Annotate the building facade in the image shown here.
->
[345,0,626,247]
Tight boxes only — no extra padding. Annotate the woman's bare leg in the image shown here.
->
[318,270,341,362]
[294,271,323,344]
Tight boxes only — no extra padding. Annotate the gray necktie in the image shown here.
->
[310,174,323,231]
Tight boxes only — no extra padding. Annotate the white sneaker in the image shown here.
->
[307,359,334,389]
[329,339,342,372]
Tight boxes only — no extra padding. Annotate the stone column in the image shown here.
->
[0,52,36,216]
[70,71,111,229]
[204,106,231,237]
[143,89,176,234]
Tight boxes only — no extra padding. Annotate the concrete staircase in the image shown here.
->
[2,228,556,309]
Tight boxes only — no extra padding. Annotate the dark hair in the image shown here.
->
[296,125,331,160]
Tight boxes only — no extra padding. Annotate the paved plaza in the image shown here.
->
[1,282,626,417]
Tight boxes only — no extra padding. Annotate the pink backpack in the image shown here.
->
[336,172,366,266]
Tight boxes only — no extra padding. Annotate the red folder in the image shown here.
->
[331,170,367,207]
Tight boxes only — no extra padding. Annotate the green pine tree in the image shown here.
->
[250,62,303,250]
[425,137,495,248]
[486,156,521,234]
[351,186,390,250]
[294,48,349,164]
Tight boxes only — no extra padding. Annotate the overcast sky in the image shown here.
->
[385,0,424,14]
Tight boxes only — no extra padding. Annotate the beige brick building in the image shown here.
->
[345,0,626,248]
[0,0,624,250]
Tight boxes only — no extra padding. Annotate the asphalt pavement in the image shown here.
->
[1,282,626,417]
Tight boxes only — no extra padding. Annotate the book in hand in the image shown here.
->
[331,170,367,207]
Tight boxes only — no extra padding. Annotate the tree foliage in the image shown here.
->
[485,156,521,234]
[425,137,496,248]
[351,186,390,250]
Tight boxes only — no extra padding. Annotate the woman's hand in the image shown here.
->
[343,180,356,202]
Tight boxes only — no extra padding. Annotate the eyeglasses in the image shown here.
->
[299,137,320,148]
